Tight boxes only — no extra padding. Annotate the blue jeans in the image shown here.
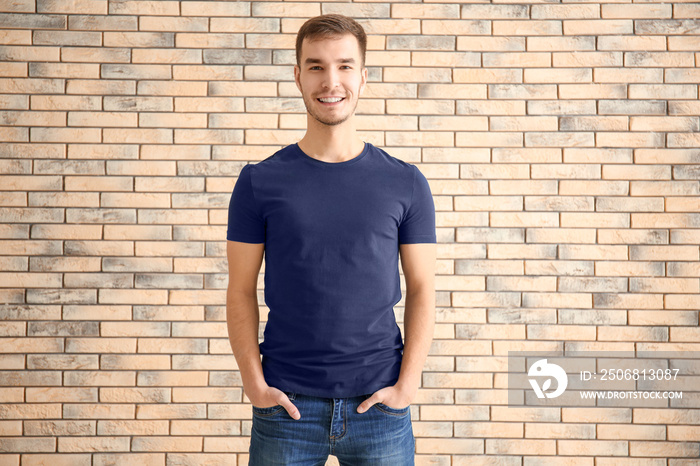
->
[249,392,415,465]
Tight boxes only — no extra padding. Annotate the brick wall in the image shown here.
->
[1,0,700,464]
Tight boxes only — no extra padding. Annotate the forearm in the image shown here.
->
[396,288,435,397]
[226,290,267,394]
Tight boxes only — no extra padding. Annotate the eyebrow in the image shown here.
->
[304,58,356,65]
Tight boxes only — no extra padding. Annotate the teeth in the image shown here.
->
[319,97,343,103]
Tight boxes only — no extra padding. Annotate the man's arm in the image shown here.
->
[226,240,300,419]
[358,242,436,412]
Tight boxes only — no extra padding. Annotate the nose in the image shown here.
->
[321,68,340,89]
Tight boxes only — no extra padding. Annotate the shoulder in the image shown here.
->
[366,143,418,176]
[243,144,298,175]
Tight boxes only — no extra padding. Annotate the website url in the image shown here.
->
[580,391,683,400]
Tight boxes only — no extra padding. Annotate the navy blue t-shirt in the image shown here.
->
[226,142,436,398]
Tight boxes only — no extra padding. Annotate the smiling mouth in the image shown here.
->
[317,97,344,103]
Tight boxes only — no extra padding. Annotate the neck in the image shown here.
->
[298,115,365,163]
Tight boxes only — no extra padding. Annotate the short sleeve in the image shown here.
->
[398,166,437,244]
[227,164,265,243]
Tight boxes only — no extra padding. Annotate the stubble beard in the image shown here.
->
[302,92,359,127]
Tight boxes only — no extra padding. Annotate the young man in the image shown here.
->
[226,14,436,465]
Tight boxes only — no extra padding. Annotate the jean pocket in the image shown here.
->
[374,402,410,416]
[252,404,285,417]
[251,392,296,417]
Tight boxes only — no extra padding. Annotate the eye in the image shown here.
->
[309,66,322,70]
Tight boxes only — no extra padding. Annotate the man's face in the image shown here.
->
[294,34,367,127]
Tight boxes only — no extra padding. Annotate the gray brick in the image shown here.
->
[245,97,304,113]
[102,64,172,80]
[673,166,700,180]
[171,193,230,209]
[635,20,700,35]
[68,14,137,31]
[203,49,271,65]
[244,65,293,82]
[64,273,133,289]
[457,227,524,243]
[387,35,456,51]
[34,160,105,175]
[65,209,136,224]
[177,161,245,177]
[462,4,529,19]
[104,96,173,112]
[135,274,203,289]
[322,3,390,18]
[33,30,102,46]
[28,321,100,336]
[27,354,99,370]
[0,13,66,29]
[599,100,666,115]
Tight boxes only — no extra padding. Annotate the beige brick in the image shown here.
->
[0,45,61,63]
[629,310,697,326]
[0,403,62,419]
[486,439,557,455]
[527,229,596,245]
[416,438,483,455]
[63,305,131,321]
[103,128,173,144]
[525,423,595,439]
[596,424,664,441]
[0,30,32,45]
[495,20,563,36]
[629,441,699,458]
[490,212,559,228]
[58,437,130,453]
[181,1,248,16]
[561,212,630,228]
[141,145,210,161]
[523,459,594,466]
[100,388,170,403]
[559,440,628,456]
[594,293,664,310]
[0,438,55,453]
[632,213,700,228]
[93,453,165,466]
[136,371,208,387]
[383,67,451,83]
[97,420,168,436]
[170,420,240,436]
[597,459,664,466]
[565,20,633,35]
[668,426,700,441]
[668,36,700,52]
[138,81,207,97]
[24,419,95,436]
[669,132,700,148]
[525,68,592,84]
[603,4,672,19]
[526,132,595,148]
[598,325,668,342]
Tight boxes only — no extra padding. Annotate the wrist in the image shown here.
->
[394,379,419,401]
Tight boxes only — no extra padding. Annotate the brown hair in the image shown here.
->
[295,14,367,67]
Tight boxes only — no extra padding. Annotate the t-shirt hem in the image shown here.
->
[269,379,399,399]
[399,235,437,244]
[226,234,264,244]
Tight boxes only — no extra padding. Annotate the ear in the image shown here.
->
[294,65,302,93]
[359,66,368,95]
